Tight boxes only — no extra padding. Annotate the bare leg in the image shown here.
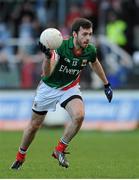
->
[11,111,46,169]
[52,98,84,168]
[20,111,46,149]
[62,98,85,143]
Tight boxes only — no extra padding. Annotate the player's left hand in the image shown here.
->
[104,83,113,103]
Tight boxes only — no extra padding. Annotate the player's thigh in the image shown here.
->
[65,98,85,120]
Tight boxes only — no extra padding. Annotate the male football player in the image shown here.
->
[11,18,113,169]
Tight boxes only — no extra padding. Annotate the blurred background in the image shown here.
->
[0,0,139,131]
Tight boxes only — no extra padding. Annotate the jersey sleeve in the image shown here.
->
[89,44,97,63]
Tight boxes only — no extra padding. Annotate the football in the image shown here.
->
[39,28,63,50]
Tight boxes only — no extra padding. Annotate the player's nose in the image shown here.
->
[86,35,91,41]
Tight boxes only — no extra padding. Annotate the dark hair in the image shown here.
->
[71,18,93,33]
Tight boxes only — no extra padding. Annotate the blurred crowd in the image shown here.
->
[0,0,139,89]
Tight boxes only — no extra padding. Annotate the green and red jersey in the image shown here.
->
[42,37,97,90]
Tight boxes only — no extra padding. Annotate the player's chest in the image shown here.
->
[60,54,89,69]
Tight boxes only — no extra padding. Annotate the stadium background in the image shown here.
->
[0,0,139,178]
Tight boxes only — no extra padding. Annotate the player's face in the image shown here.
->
[76,27,93,48]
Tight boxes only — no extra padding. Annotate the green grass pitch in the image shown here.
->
[0,128,139,178]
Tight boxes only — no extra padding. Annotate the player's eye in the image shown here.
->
[89,32,92,36]
[82,32,92,37]
[83,33,88,36]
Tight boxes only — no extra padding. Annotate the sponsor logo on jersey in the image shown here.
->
[81,59,88,66]
[59,65,81,75]
[64,58,71,63]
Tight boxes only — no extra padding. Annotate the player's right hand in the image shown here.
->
[38,41,52,59]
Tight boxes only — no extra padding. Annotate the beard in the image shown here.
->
[77,38,89,49]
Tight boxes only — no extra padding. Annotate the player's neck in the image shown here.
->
[73,38,83,56]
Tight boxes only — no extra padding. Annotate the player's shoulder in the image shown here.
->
[57,36,71,50]
[87,43,96,52]
[85,43,97,61]
[61,38,69,45]
[84,43,97,56]
[62,36,71,45]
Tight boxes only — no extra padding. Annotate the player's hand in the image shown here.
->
[104,83,113,103]
[38,41,52,59]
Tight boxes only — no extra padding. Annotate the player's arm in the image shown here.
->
[41,56,51,77]
[39,41,53,77]
[90,58,113,102]
[90,58,108,85]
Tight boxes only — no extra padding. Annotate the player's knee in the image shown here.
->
[30,120,42,131]
[74,112,84,124]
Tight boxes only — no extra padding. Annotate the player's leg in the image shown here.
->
[62,98,84,143]
[19,110,47,150]
[52,97,84,168]
[11,110,47,170]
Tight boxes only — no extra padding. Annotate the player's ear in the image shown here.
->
[73,31,77,38]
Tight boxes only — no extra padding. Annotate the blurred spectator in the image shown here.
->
[109,0,123,17]
[106,11,127,51]
[66,3,82,31]
[46,0,58,26]
[35,0,47,28]
[82,0,98,32]
[121,0,139,54]
[17,1,35,21]
[98,36,133,88]
[35,0,58,28]
[0,17,14,72]
[19,54,35,89]
[0,0,138,89]
[18,14,35,54]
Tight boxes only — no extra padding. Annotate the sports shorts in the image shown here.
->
[32,81,82,112]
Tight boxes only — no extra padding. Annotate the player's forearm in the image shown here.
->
[41,57,51,77]
[91,59,108,85]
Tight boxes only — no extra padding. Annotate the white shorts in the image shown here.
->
[32,81,82,112]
